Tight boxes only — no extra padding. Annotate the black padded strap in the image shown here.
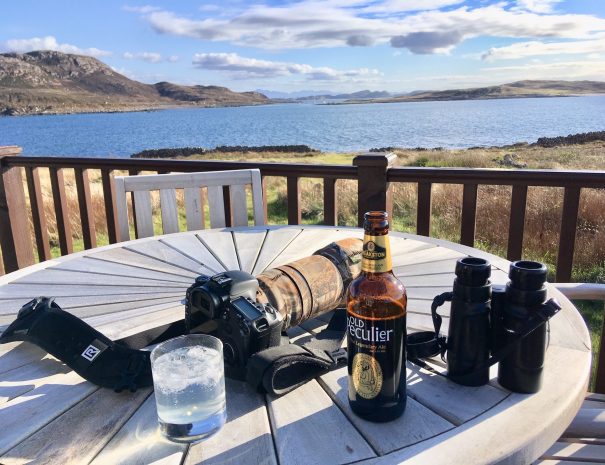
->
[0,297,153,392]
[246,308,347,396]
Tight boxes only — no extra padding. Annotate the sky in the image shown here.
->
[1,0,605,94]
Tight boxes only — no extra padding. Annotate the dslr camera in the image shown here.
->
[185,270,283,379]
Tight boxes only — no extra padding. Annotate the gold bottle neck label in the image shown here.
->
[361,234,392,273]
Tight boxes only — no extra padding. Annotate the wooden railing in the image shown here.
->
[2,147,605,391]
[2,148,605,283]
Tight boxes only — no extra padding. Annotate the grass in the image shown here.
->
[3,142,605,387]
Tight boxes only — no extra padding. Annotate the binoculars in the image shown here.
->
[433,257,561,393]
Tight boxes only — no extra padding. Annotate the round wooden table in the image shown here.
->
[0,226,591,465]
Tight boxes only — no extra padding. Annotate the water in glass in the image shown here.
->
[151,335,226,442]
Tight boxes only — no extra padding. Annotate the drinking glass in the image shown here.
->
[150,334,226,443]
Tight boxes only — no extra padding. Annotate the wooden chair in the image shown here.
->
[534,282,605,464]
[113,169,265,242]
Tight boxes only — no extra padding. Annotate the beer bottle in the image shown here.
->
[346,211,407,422]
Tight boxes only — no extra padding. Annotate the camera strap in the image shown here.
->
[0,297,155,392]
[246,308,348,396]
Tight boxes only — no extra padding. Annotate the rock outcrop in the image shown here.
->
[0,50,270,115]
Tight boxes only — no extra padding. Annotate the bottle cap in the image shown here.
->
[455,257,491,286]
[509,260,547,290]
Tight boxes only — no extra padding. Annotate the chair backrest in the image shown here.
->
[113,169,265,241]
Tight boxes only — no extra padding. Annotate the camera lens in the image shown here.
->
[509,261,547,291]
[455,257,491,286]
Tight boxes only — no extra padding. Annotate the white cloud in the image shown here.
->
[199,4,221,12]
[386,58,605,91]
[122,5,161,14]
[192,52,380,81]
[513,0,562,14]
[131,2,605,53]
[482,36,605,61]
[122,51,178,63]
[358,0,464,14]
[482,59,605,81]
[2,36,111,57]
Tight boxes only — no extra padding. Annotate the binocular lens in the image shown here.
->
[509,261,547,291]
[455,257,491,286]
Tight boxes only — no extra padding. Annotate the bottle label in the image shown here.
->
[361,234,392,273]
[352,353,383,399]
[347,312,406,400]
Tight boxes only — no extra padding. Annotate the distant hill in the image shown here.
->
[256,89,332,99]
[337,80,605,105]
[332,90,392,99]
[0,50,269,115]
[296,89,393,101]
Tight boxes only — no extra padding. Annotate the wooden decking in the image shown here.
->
[536,393,605,464]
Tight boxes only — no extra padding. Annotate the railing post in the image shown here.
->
[556,187,581,282]
[460,183,478,247]
[0,146,35,272]
[287,176,301,225]
[353,152,396,227]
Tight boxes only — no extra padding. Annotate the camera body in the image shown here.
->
[185,270,283,379]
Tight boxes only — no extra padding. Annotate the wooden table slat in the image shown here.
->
[251,227,303,274]
[91,394,187,465]
[319,367,455,455]
[160,233,226,273]
[406,362,509,426]
[89,246,209,277]
[0,371,97,455]
[125,241,218,276]
[0,341,48,375]
[2,387,150,465]
[232,229,267,273]
[186,379,278,465]
[93,304,184,341]
[392,247,467,268]
[0,283,187,300]
[267,228,346,268]
[53,257,195,283]
[0,356,71,404]
[267,379,377,465]
[196,230,241,271]
[10,268,191,288]
[358,345,590,465]
[0,291,183,315]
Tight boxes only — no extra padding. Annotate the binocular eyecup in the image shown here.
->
[509,260,548,291]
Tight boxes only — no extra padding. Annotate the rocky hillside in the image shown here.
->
[153,81,267,105]
[0,50,270,115]
[339,80,605,104]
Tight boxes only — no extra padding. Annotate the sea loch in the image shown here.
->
[1,96,604,157]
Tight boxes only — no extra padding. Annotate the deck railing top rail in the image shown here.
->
[388,166,605,188]
[1,156,359,179]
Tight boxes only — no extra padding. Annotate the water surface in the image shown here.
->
[1,96,604,157]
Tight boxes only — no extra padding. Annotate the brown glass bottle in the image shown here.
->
[346,211,407,422]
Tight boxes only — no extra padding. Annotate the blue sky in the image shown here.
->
[1,0,605,93]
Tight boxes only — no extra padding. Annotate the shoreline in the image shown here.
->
[4,92,605,117]
[0,100,278,118]
[127,131,605,159]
